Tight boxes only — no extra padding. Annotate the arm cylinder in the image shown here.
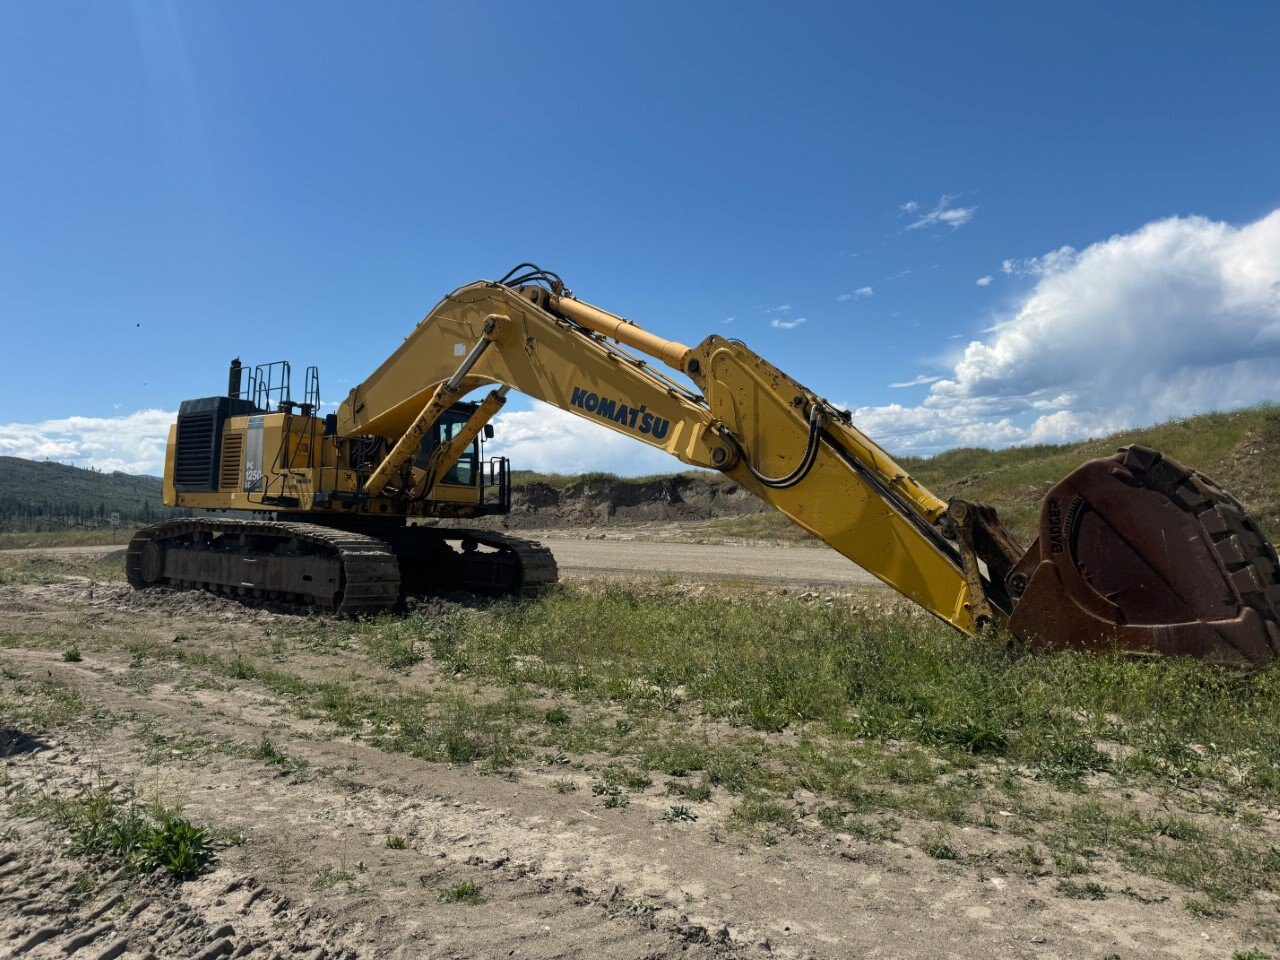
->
[362,320,501,498]
[551,295,692,372]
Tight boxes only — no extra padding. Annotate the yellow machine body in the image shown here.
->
[139,264,1280,664]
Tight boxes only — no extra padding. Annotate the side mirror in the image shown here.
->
[483,424,495,439]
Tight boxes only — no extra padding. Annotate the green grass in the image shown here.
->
[0,551,126,584]
[393,585,1280,805]
[15,783,219,879]
[94,576,1280,905]
[0,674,86,729]
[437,879,485,904]
[0,529,133,549]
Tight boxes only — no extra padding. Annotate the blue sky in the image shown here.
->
[2,3,1278,475]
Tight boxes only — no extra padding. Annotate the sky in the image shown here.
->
[1,2,1278,476]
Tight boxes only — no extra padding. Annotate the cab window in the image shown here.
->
[415,408,478,486]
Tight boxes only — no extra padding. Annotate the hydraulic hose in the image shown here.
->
[725,402,824,490]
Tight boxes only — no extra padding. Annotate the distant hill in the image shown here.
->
[0,457,184,533]
[506,405,1280,544]
[899,405,1280,542]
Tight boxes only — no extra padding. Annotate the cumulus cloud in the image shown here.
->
[836,287,873,302]
[853,209,1280,454]
[975,275,993,286]
[907,194,978,232]
[771,317,807,330]
[487,401,676,476]
[0,410,175,475]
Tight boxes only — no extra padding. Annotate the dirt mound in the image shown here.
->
[493,474,765,529]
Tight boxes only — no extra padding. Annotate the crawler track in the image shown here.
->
[126,519,558,615]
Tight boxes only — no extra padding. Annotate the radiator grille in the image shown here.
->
[173,411,217,489]
[219,433,244,491]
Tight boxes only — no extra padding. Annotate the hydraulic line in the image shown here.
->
[723,402,824,489]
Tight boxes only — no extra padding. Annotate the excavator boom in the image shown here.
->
[338,268,1280,665]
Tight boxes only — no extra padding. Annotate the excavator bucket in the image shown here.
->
[1006,445,1280,667]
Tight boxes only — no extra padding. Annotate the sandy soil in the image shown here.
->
[4,572,1277,959]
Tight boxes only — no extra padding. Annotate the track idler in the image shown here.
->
[1006,445,1280,667]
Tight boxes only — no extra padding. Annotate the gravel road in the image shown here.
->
[4,535,884,589]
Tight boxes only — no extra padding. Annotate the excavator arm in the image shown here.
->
[337,268,1280,666]
[340,277,1003,637]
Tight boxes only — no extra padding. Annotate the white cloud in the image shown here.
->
[907,194,978,232]
[1000,245,1077,278]
[723,316,737,324]
[836,293,852,302]
[975,275,993,286]
[767,304,792,313]
[488,401,676,476]
[888,374,943,389]
[853,208,1280,454]
[900,201,920,214]
[771,317,808,330]
[836,287,873,302]
[0,409,176,475]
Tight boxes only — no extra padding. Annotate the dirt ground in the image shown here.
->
[2,569,1277,959]
[4,534,882,590]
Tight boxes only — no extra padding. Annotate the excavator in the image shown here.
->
[128,264,1280,667]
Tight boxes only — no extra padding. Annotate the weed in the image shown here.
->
[1233,950,1273,960]
[729,796,797,837]
[437,880,485,905]
[62,648,82,663]
[1057,879,1108,900]
[1184,896,1226,919]
[137,816,216,878]
[666,780,713,803]
[311,865,357,891]
[252,734,288,765]
[20,783,216,879]
[386,835,407,849]
[920,828,960,861]
[552,779,576,794]
[360,620,423,670]
[598,785,629,809]
[663,805,698,823]
[544,706,571,726]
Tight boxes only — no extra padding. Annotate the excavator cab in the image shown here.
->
[413,402,509,514]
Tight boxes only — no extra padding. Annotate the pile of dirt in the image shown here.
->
[485,474,766,529]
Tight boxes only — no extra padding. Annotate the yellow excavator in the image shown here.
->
[129,264,1280,667]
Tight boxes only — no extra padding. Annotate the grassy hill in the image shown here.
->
[510,406,1280,545]
[0,456,185,541]
[899,405,1280,543]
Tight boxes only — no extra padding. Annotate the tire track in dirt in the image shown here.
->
[0,579,1263,959]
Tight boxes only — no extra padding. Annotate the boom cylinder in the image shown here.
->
[362,319,501,498]
[551,295,692,372]
[422,385,510,493]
